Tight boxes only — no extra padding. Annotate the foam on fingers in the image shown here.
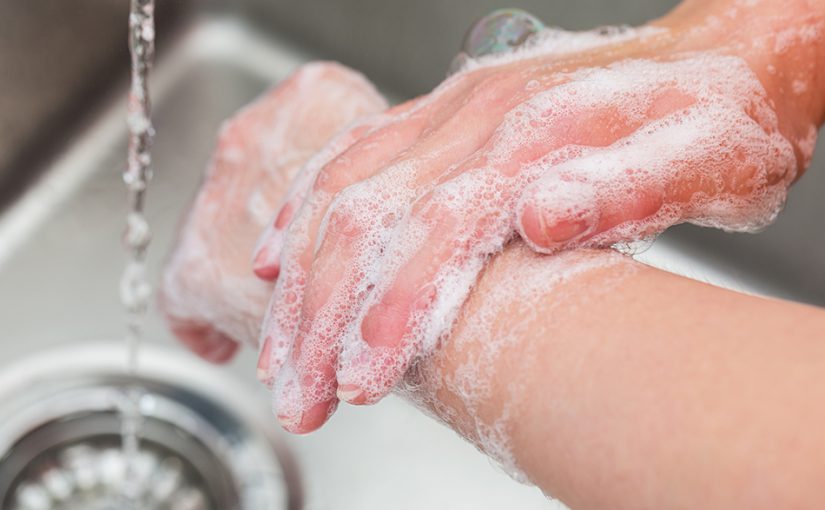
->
[396,247,635,483]
[517,94,796,252]
[257,118,430,391]
[325,54,799,417]
[259,74,511,410]
[160,61,387,363]
[252,115,390,281]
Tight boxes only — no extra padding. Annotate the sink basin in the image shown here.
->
[0,343,299,510]
[1,3,822,510]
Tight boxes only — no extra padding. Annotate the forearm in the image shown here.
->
[661,0,825,152]
[402,245,825,509]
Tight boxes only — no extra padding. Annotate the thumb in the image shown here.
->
[516,107,796,254]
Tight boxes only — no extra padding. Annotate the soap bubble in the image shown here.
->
[613,237,656,256]
[449,9,545,75]
[462,9,545,58]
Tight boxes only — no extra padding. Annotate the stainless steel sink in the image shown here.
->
[0,2,823,510]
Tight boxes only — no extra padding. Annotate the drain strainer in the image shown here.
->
[0,343,301,510]
[10,440,209,510]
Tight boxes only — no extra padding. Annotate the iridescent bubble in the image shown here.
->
[462,9,545,57]
[613,236,656,256]
[449,9,545,75]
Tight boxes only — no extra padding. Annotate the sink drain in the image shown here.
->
[9,439,209,510]
[0,343,301,510]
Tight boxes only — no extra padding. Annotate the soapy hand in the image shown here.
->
[253,7,821,432]
[159,62,386,362]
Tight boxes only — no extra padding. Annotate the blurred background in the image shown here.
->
[0,1,822,509]
[0,0,681,197]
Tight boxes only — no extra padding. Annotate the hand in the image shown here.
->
[253,0,823,432]
[159,62,386,362]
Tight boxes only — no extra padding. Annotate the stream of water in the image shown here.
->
[119,0,155,502]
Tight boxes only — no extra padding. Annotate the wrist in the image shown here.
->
[745,0,825,131]
[661,0,824,168]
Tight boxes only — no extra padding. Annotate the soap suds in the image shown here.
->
[262,52,800,428]
[160,62,386,353]
[334,55,794,405]
[396,247,635,484]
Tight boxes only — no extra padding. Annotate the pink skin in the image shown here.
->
[252,115,395,282]
[159,62,386,364]
[254,76,532,429]
[253,10,821,432]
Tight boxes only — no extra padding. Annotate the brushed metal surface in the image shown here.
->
[0,1,188,200]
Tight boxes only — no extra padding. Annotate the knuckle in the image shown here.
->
[464,73,515,109]
[324,187,365,239]
[313,159,348,192]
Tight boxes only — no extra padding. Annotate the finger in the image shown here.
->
[517,101,796,253]
[273,358,339,433]
[168,319,240,364]
[252,116,386,281]
[249,62,389,280]
[256,71,500,393]
[336,200,464,405]
[270,209,365,431]
[291,70,538,407]
[255,107,434,387]
[161,61,386,361]
[333,80,673,404]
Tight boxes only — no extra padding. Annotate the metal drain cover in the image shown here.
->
[11,441,209,510]
[0,343,301,510]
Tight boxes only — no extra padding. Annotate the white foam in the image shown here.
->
[266,52,803,434]
[161,62,386,351]
[396,247,634,483]
[326,55,797,412]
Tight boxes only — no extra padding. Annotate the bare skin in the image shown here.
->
[163,116,825,508]
[413,246,825,509]
[251,0,825,430]
[159,62,386,362]
[161,0,825,507]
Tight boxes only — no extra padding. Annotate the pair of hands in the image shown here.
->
[162,1,819,434]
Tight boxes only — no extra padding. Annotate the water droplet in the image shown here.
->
[613,236,656,256]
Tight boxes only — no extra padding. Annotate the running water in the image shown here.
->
[119,0,155,502]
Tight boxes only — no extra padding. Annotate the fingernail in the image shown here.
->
[337,384,366,404]
[543,217,594,244]
[253,247,280,281]
[277,412,302,432]
[278,399,337,434]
